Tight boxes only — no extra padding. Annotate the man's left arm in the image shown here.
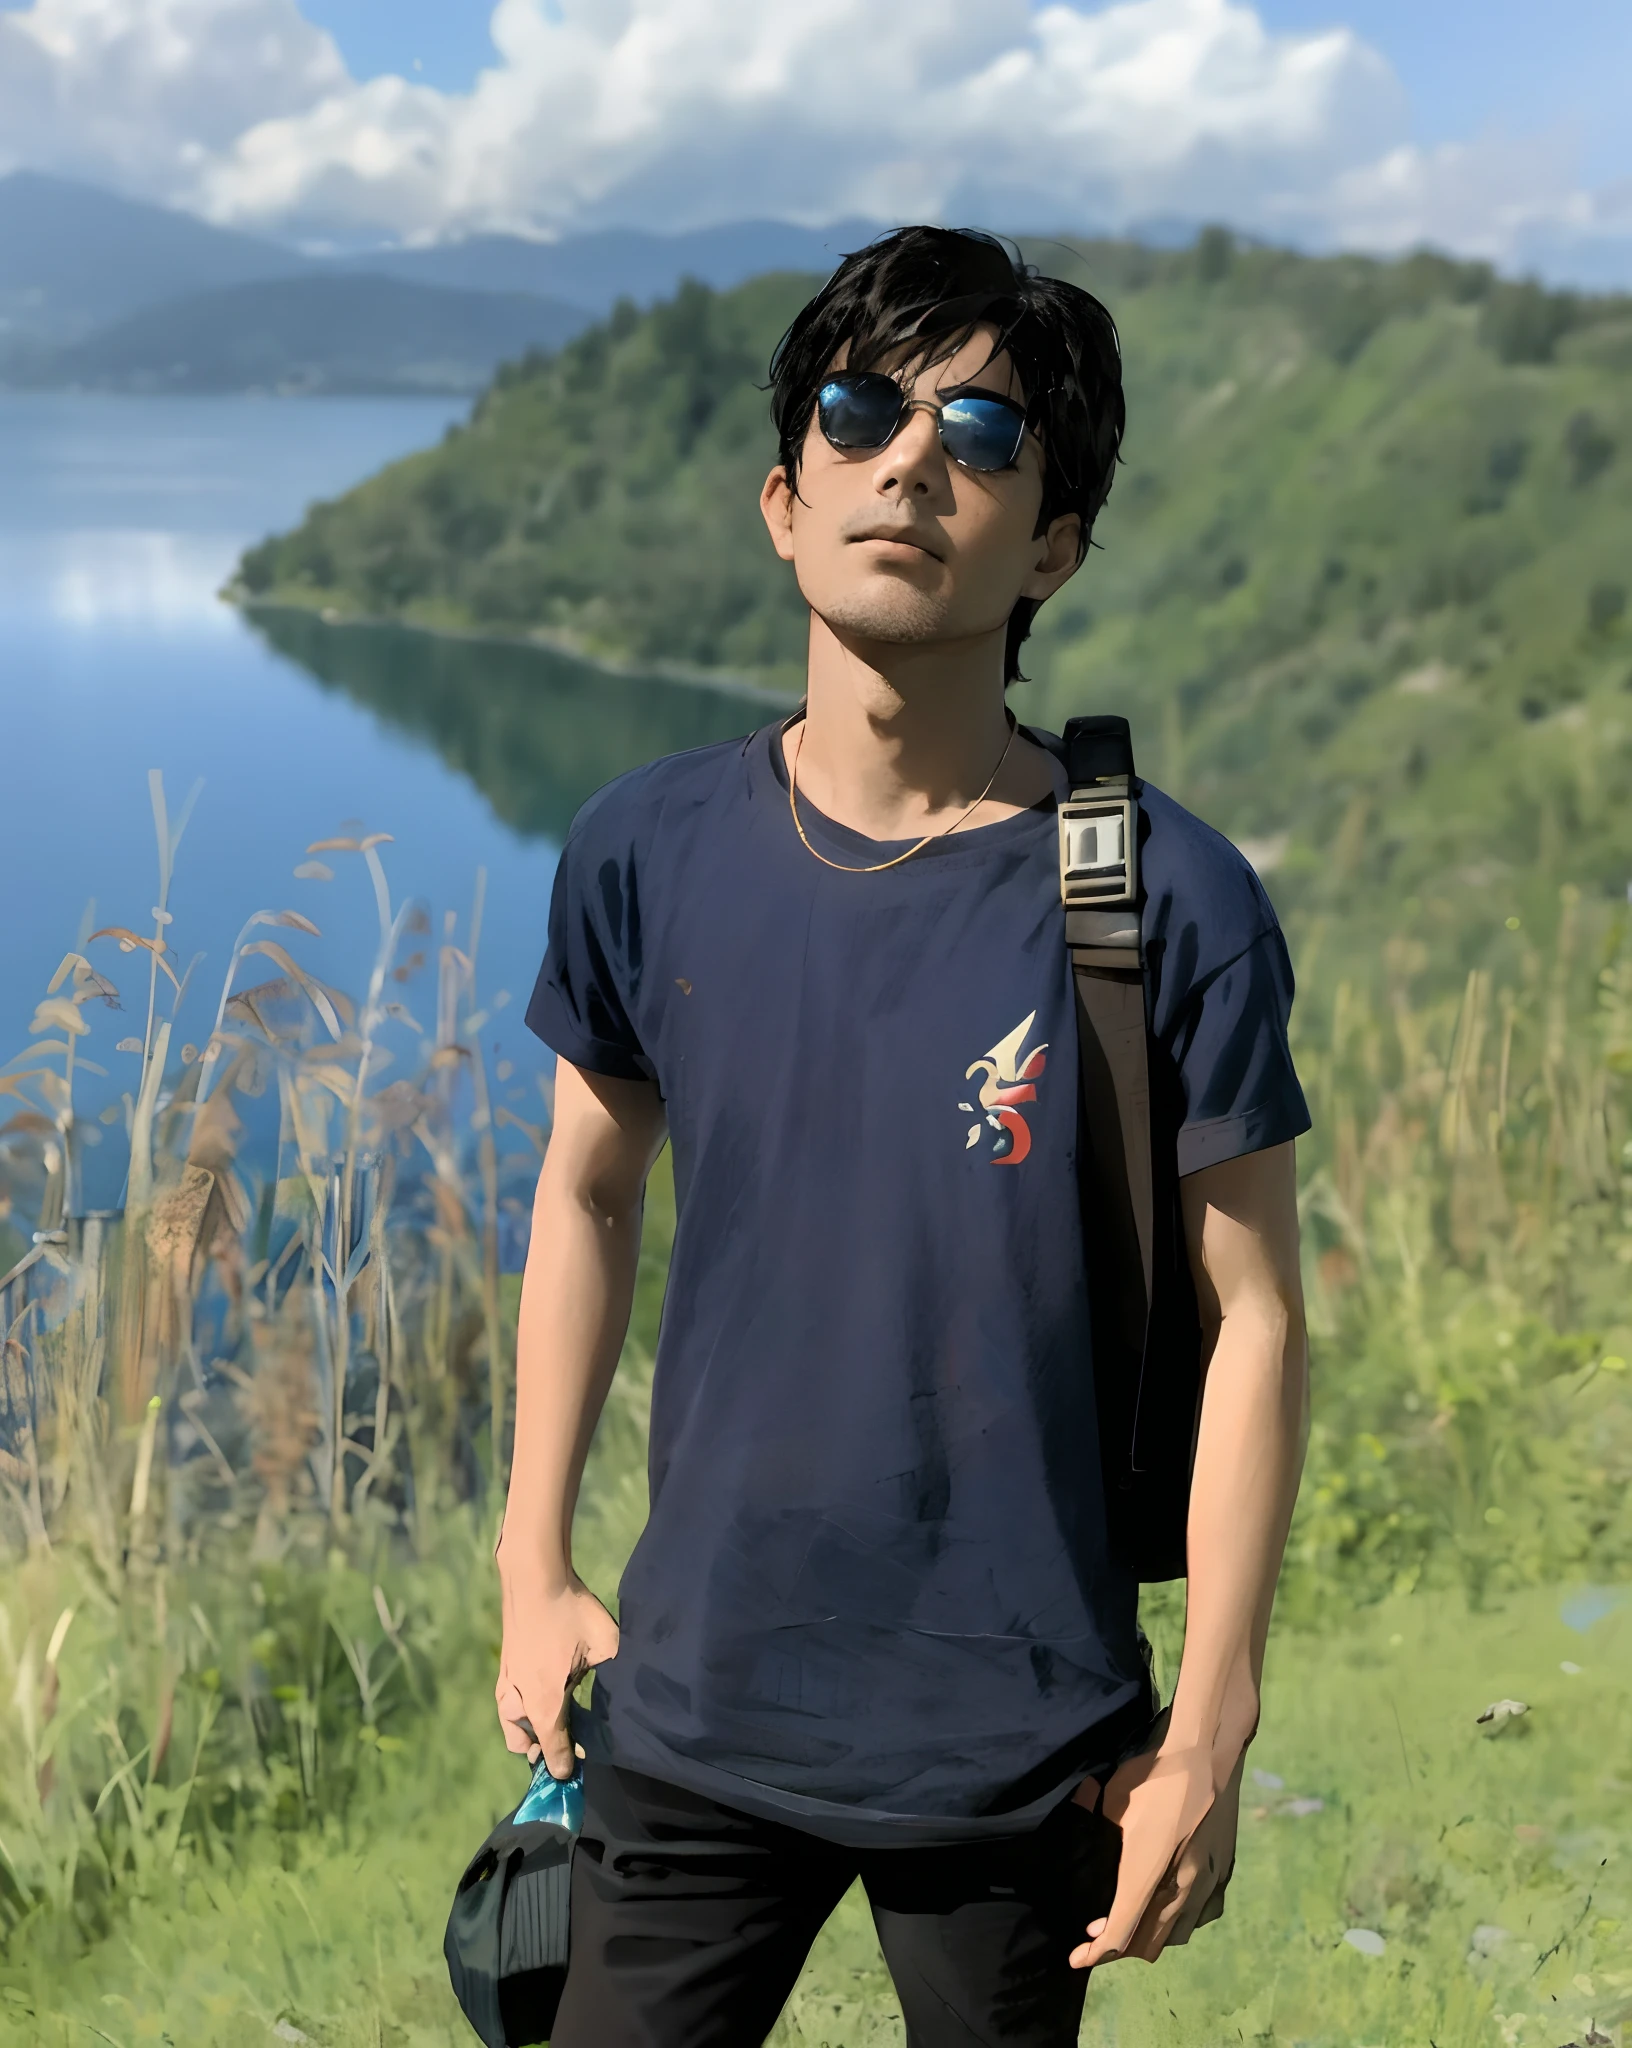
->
[1072,1138,1309,1969]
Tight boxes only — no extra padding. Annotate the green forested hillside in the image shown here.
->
[235,236,1632,981]
[238,271,818,669]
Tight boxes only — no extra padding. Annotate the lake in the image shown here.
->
[0,394,762,1208]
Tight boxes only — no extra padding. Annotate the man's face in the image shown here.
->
[760,323,1082,655]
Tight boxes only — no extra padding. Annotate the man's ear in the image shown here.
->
[760,466,798,564]
[1020,512,1083,602]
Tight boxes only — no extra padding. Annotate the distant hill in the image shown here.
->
[0,173,869,393]
[30,272,592,395]
[0,171,308,345]
[233,238,1632,985]
[359,218,875,312]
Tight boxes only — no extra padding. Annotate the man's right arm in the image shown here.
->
[494,1056,669,1780]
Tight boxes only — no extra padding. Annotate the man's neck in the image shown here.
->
[791,616,1055,841]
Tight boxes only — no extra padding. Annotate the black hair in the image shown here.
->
[768,226,1125,684]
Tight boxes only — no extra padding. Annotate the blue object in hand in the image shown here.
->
[447,1747,582,2046]
[513,1755,584,1833]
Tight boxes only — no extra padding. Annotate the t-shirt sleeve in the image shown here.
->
[524,816,655,1083]
[1168,924,1311,1177]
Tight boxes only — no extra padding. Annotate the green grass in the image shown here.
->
[793,1587,1632,2048]
[3,1582,1623,2047]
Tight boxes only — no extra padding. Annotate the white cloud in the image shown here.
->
[196,0,1409,242]
[1322,134,1583,257]
[0,0,347,198]
[1,0,1626,281]
[1316,134,1632,286]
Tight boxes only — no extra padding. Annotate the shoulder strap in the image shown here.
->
[1059,716,1201,1581]
[1060,715,1153,1378]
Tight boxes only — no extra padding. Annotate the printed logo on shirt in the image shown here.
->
[960,1010,1049,1165]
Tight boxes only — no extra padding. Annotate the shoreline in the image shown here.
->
[228,589,799,709]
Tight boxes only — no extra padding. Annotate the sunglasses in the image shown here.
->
[816,371,1029,473]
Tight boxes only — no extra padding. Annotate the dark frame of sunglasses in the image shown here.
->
[815,371,1031,473]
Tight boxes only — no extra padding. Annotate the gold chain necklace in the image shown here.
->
[786,713,1018,875]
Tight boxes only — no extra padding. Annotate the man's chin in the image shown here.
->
[814,585,954,648]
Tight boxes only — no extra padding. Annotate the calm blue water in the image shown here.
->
[0,394,757,1208]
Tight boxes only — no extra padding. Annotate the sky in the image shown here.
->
[297,0,1632,187]
[1,0,1629,283]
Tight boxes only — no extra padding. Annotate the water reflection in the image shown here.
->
[248,607,777,845]
[2,393,773,1194]
[14,530,240,630]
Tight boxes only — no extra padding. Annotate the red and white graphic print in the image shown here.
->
[960,1011,1049,1166]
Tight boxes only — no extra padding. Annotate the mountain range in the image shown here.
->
[0,172,876,394]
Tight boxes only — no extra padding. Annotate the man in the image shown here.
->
[498,226,1310,2046]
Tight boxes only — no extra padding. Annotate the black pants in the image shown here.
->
[551,1762,1122,2048]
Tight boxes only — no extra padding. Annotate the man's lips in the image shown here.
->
[847,526,943,559]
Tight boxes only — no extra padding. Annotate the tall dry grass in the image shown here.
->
[0,777,539,1941]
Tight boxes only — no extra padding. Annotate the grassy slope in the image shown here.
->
[8,1157,1628,2048]
[236,243,1632,989]
[1023,248,1632,985]
[10,1546,1627,2045]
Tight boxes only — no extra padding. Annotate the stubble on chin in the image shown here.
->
[814,576,952,647]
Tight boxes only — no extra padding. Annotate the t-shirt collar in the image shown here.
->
[746,716,1060,869]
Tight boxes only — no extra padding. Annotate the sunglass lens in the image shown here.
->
[938,396,1025,472]
[817,374,905,450]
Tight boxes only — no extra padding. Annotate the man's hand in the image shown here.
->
[495,1568,620,1780]
[1070,1739,1246,1968]
[493,1060,664,1781]
[1069,1140,1306,1971]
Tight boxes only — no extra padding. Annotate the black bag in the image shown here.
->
[1056,714,1205,1583]
[444,1777,576,2047]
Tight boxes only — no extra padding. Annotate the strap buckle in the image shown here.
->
[1059,793,1137,909]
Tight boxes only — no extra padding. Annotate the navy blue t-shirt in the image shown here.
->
[526,721,1309,1844]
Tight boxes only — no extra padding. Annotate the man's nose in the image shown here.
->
[871,405,945,496]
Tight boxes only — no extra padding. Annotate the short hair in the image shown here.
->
[768,226,1125,684]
